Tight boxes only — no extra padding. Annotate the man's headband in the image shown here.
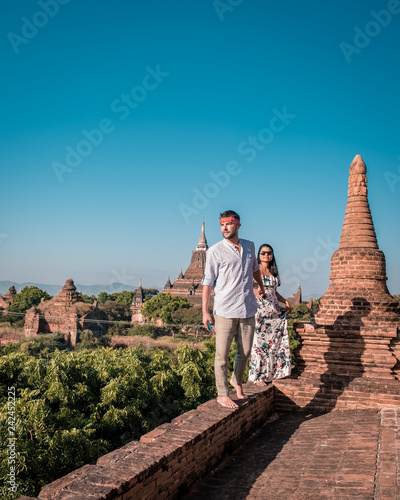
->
[220,217,241,227]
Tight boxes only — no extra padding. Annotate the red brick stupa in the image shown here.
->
[274,155,400,412]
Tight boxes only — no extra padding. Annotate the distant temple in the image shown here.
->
[131,279,145,323]
[286,283,302,306]
[162,221,210,307]
[24,278,108,347]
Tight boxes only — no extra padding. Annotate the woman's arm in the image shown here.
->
[276,291,291,314]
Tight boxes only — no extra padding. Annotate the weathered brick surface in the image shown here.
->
[24,384,273,500]
[184,408,400,499]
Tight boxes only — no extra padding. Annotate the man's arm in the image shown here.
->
[253,269,265,297]
[202,285,213,329]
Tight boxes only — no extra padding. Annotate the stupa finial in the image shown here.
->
[339,154,378,249]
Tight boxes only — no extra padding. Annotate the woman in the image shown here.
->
[248,244,292,384]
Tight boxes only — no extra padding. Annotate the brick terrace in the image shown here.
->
[17,156,400,500]
[185,407,400,500]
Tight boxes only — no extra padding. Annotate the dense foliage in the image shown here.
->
[0,342,216,499]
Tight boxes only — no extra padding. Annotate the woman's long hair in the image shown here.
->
[257,244,279,277]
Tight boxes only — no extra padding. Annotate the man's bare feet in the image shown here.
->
[229,378,247,399]
[217,396,238,409]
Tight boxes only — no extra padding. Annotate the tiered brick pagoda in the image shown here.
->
[162,221,211,306]
[131,279,145,323]
[24,278,108,347]
[274,155,400,411]
[287,283,302,306]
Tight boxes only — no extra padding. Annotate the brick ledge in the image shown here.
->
[21,383,273,500]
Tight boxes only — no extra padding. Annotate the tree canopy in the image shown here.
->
[141,293,192,324]
[8,286,51,313]
[80,294,96,304]
[97,289,158,306]
[109,291,136,306]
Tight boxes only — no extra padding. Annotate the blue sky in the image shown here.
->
[0,0,399,299]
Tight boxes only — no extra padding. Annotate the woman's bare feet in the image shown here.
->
[256,380,268,386]
[229,378,247,399]
[217,396,238,409]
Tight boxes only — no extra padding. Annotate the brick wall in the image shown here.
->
[19,383,273,500]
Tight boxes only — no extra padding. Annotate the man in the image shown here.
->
[202,210,265,409]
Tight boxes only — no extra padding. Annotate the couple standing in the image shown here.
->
[202,210,291,409]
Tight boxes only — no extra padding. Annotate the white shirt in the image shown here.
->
[202,238,259,318]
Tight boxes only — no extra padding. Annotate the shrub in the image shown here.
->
[107,322,129,336]
[98,301,131,322]
[169,307,206,337]
[75,330,101,350]
[127,324,159,339]
[1,332,68,358]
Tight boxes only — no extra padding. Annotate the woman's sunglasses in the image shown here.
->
[260,251,273,256]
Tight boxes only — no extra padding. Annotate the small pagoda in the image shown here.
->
[274,155,400,412]
[24,279,108,347]
[131,279,145,323]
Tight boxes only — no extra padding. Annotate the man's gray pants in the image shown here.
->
[214,315,256,397]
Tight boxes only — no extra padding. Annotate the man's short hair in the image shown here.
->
[220,210,240,221]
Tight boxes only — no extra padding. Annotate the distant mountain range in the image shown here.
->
[0,281,158,297]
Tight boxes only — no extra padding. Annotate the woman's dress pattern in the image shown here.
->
[248,274,291,383]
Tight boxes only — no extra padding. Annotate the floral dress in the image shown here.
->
[248,274,291,383]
